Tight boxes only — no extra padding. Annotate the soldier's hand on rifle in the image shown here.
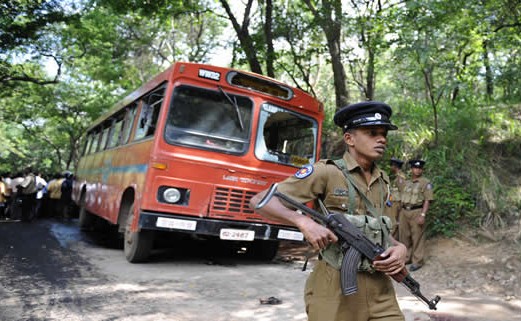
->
[250,189,337,251]
[372,238,407,276]
[295,216,338,251]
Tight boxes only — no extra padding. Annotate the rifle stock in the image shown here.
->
[255,183,441,311]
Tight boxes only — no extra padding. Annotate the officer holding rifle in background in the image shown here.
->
[250,101,407,321]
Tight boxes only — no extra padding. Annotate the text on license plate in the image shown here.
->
[156,217,197,231]
[277,229,304,241]
[220,229,255,241]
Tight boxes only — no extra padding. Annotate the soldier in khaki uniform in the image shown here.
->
[250,101,407,321]
[399,159,434,271]
[388,157,406,239]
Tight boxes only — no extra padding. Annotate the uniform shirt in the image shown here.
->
[389,170,406,202]
[401,176,434,206]
[277,152,392,269]
[277,152,391,218]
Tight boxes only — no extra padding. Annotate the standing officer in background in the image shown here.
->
[388,157,406,239]
[250,101,406,321]
[399,159,434,271]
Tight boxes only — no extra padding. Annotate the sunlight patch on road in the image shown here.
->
[399,294,521,321]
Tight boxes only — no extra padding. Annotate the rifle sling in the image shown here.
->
[333,159,385,217]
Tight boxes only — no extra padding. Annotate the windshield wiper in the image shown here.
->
[218,86,244,131]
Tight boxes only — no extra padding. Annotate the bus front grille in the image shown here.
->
[210,187,260,219]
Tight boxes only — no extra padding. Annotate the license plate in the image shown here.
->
[156,217,197,231]
[277,229,304,241]
[220,229,255,241]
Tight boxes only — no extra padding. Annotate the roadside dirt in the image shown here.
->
[277,226,521,321]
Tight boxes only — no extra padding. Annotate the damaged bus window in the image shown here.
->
[164,85,253,154]
[255,103,318,167]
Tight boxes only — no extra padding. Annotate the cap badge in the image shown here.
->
[374,113,382,120]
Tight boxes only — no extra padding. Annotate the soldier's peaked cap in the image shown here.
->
[334,101,398,132]
[409,159,426,168]
[390,157,404,167]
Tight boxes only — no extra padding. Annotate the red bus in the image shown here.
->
[72,62,324,262]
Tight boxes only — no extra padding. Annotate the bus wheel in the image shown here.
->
[78,194,94,231]
[124,205,153,263]
[250,240,280,261]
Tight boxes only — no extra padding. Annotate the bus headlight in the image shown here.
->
[163,188,181,203]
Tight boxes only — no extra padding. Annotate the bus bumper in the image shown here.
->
[138,211,305,242]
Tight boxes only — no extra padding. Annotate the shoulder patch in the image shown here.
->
[294,164,314,179]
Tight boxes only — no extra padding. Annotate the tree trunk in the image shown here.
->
[483,39,493,99]
[366,47,375,100]
[303,0,349,110]
[219,0,263,74]
[422,67,439,146]
[264,0,275,78]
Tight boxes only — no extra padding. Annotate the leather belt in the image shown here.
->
[402,204,423,210]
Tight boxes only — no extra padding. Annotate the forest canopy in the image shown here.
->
[1,0,520,236]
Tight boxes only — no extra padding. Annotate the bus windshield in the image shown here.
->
[255,103,318,167]
[165,85,253,154]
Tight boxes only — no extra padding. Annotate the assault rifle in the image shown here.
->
[255,183,441,310]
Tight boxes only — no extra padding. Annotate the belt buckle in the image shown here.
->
[405,205,412,210]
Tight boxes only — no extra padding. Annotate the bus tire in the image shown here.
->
[78,194,95,231]
[250,240,279,261]
[124,205,153,263]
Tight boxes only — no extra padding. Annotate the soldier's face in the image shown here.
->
[412,167,423,176]
[345,126,388,161]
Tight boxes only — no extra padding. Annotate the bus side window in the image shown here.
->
[82,136,89,155]
[108,115,124,149]
[134,103,151,140]
[121,103,137,144]
[82,134,92,156]
[90,130,100,153]
[146,99,161,137]
[134,85,165,141]
[99,125,111,151]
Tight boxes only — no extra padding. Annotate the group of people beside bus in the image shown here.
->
[0,168,75,222]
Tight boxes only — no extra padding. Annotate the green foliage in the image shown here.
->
[0,0,78,86]
[385,99,521,236]
[1,0,521,238]
[428,179,476,237]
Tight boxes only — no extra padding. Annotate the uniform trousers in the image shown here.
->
[305,260,404,321]
[398,208,425,266]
